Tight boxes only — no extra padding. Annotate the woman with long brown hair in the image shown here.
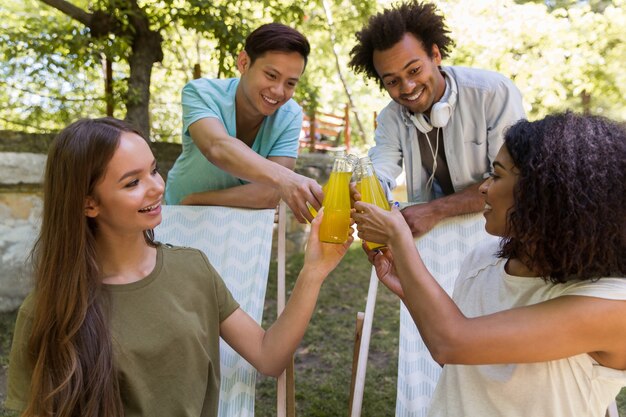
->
[6,117,352,417]
[353,112,626,416]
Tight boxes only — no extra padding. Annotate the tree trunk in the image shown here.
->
[581,90,591,115]
[125,28,163,138]
[123,0,163,139]
[103,54,113,116]
[39,0,163,139]
[321,0,367,142]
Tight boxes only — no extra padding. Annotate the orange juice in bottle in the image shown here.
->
[319,156,356,243]
[309,154,358,219]
[356,156,390,250]
[307,182,328,219]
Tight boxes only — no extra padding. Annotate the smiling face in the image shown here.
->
[479,145,518,237]
[236,50,305,118]
[373,33,446,116]
[85,131,165,238]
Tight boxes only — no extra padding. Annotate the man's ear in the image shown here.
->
[84,197,99,218]
[237,51,250,74]
[431,44,442,65]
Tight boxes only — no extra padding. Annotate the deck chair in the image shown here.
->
[349,213,490,416]
[155,205,275,417]
[396,213,490,416]
[275,201,296,417]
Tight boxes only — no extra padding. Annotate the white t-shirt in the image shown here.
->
[428,239,626,417]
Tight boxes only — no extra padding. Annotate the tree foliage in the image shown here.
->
[444,0,625,121]
[515,0,613,12]
[0,0,623,143]
[0,0,379,140]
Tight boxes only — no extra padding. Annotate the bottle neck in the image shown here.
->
[357,157,375,179]
[332,156,355,173]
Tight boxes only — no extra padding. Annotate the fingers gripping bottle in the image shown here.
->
[356,156,390,250]
[319,155,357,243]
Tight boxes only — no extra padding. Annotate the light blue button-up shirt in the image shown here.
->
[369,66,526,203]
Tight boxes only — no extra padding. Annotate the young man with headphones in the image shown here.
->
[349,1,526,236]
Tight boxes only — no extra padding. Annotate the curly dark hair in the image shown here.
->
[349,0,453,89]
[499,112,626,283]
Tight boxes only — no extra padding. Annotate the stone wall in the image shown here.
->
[0,130,333,312]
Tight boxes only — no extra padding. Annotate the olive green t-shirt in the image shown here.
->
[6,244,240,417]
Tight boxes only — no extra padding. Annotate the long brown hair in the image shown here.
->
[25,117,147,417]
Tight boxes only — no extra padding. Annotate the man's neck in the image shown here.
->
[234,84,265,145]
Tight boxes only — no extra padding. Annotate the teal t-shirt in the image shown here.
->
[164,78,302,205]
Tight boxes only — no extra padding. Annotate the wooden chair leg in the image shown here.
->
[277,201,291,417]
[277,358,295,417]
[349,312,366,412]
[286,357,296,417]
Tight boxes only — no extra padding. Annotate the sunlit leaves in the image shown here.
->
[0,0,622,137]
[445,0,625,120]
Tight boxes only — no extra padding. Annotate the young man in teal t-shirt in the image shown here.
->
[165,23,322,223]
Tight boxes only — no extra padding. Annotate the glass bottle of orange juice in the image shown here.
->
[356,156,390,250]
[309,154,358,219]
[319,155,356,243]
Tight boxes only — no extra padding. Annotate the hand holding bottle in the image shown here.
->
[354,157,391,249]
[361,243,405,300]
[303,208,354,279]
[278,171,324,224]
[352,201,409,249]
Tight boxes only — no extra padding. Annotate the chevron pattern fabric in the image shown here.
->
[155,205,275,417]
[396,213,493,416]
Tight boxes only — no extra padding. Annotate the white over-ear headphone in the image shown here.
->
[410,73,458,134]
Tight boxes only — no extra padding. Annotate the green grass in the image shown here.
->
[1,247,625,416]
[255,245,399,416]
[0,309,18,417]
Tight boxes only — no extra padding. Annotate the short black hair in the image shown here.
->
[500,112,626,282]
[244,23,310,69]
[349,1,453,88]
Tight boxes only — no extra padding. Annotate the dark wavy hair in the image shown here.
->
[244,23,310,69]
[499,112,626,283]
[349,0,453,89]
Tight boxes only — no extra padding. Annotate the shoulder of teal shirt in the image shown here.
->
[181,77,239,135]
[183,77,239,99]
[257,98,302,158]
[269,98,302,133]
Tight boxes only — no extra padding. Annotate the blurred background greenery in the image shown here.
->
[1,0,624,146]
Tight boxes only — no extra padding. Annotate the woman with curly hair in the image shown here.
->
[352,112,626,416]
[5,117,352,417]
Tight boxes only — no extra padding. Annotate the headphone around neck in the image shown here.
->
[410,73,458,134]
